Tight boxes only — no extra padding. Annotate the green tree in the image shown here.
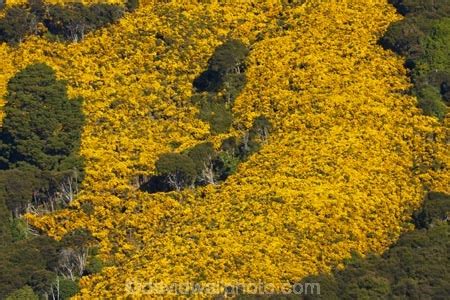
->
[0,195,12,246]
[0,167,42,216]
[193,39,249,92]
[416,85,447,120]
[125,0,139,12]
[155,153,196,191]
[0,63,84,172]
[57,277,80,299]
[5,285,39,300]
[45,3,124,42]
[208,39,249,75]
[187,142,217,184]
[197,101,233,134]
[0,6,38,44]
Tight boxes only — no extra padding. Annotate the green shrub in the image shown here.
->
[126,0,139,12]
[0,7,37,44]
[198,102,233,134]
[155,153,196,190]
[186,142,216,175]
[5,285,38,300]
[58,278,80,299]
[417,85,447,119]
[10,218,28,242]
[85,257,103,275]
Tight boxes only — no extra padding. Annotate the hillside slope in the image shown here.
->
[0,0,448,297]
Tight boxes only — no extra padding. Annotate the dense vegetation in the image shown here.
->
[237,193,449,299]
[142,40,272,193]
[0,0,448,298]
[0,63,90,298]
[0,0,135,44]
[381,0,450,119]
[296,193,450,300]
[0,63,84,215]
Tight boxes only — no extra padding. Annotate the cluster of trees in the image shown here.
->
[0,228,103,299]
[143,115,271,193]
[0,0,138,44]
[0,63,92,298]
[192,39,249,134]
[380,0,450,119]
[0,63,84,215]
[141,40,272,193]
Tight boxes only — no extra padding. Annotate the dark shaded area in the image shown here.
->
[0,0,138,44]
[413,191,450,229]
[193,39,248,93]
[139,175,172,193]
[193,70,222,93]
[380,0,450,120]
[388,0,450,17]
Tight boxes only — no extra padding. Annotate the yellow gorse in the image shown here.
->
[0,0,448,297]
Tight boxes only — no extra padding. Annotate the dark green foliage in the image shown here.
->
[0,63,84,171]
[45,3,124,42]
[0,63,87,298]
[380,1,449,119]
[84,256,103,275]
[186,142,216,175]
[9,218,29,242]
[0,228,98,298]
[389,0,450,18]
[192,40,248,133]
[380,17,428,59]
[294,192,450,300]
[57,278,80,299]
[27,269,56,297]
[0,63,84,216]
[0,167,42,215]
[0,236,59,298]
[198,101,233,134]
[193,39,248,93]
[28,0,46,20]
[236,116,273,160]
[155,153,197,191]
[221,73,247,104]
[413,191,450,229]
[208,39,249,75]
[0,2,124,44]
[0,195,12,245]
[5,285,39,300]
[125,0,139,12]
[416,85,447,120]
[0,6,37,44]
[213,151,240,181]
[220,136,238,153]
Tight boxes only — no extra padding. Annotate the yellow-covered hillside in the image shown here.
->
[0,0,448,297]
